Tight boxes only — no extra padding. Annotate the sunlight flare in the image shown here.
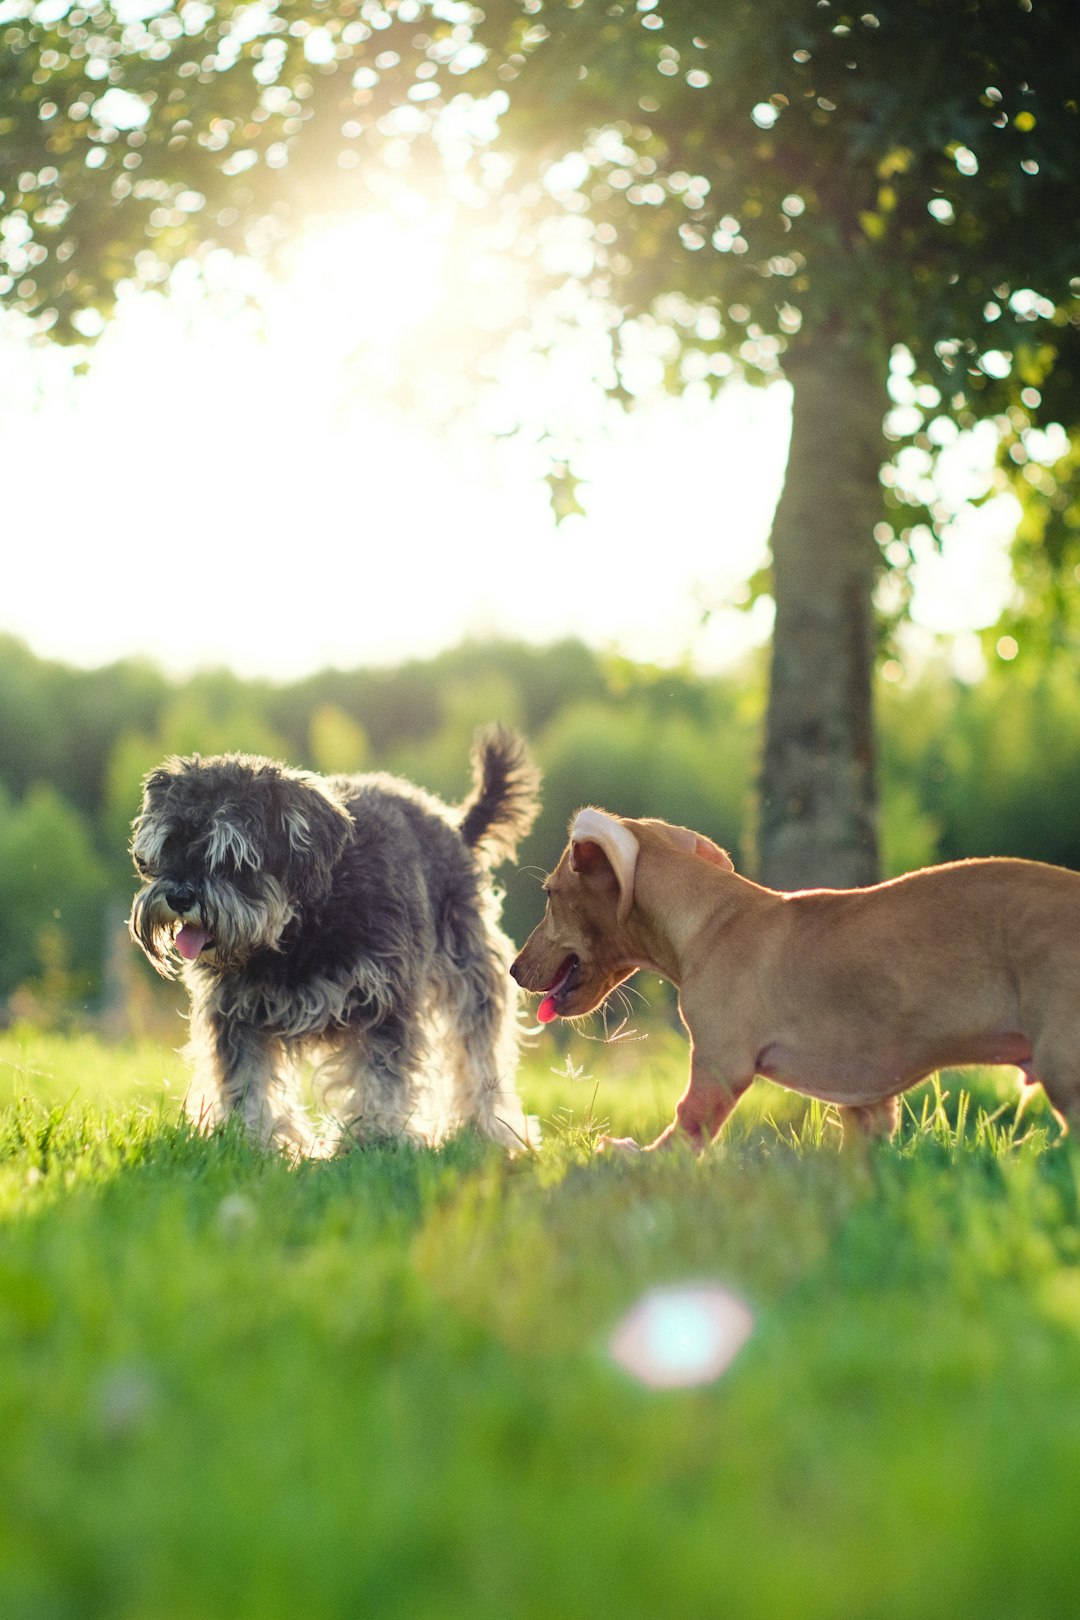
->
[608,1283,754,1389]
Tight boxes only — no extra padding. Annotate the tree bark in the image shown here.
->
[757,333,886,891]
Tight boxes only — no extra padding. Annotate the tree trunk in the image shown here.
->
[757,334,886,891]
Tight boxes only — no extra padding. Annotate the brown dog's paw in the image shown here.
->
[597,1134,642,1155]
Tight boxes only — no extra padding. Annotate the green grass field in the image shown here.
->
[2,1023,1079,1619]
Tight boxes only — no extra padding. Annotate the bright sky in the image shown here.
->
[0,204,1021,683]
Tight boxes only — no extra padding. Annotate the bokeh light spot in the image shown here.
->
[608,1283,753,1389]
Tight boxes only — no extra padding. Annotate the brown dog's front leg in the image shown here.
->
[599,1062,748,1156]
[646,1070,745,1152]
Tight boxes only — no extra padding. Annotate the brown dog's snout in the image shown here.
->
[509,950,542,990]
[509,945,547,993]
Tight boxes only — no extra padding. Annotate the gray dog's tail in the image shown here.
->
[458,724,541,865]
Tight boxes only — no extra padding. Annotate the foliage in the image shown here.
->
[467,0,1079,439]
[0,782,109,1005]
[1,634,757,1007]
[1,1026,1080,1617]
[997,424,1080,652]
[2,0,1076,439]
[7,631,1080,1013]
[533,684,756,859]
[308,702,370,775]
[0,635,168,818]
[879,656,1080,873]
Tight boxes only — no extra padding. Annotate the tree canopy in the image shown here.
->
[4,1,1077,414]
[3,0,1079,885]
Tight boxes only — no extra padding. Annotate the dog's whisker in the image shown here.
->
[611,987,635,1020]
[615,981,649,1008]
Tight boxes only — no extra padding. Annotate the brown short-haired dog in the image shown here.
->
[511,807,1080,1151]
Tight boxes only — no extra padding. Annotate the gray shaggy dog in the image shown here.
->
[129,726,541,1155]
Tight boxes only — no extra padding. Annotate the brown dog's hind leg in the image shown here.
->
[841,1096,900,1142]
[1027,1049,1080,1136]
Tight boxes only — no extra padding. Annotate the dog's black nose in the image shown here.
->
[509,957,522,984]
[165,882,197,913]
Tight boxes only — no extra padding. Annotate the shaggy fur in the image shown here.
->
[129,726,541,1155]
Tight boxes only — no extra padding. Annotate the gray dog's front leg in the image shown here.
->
[185,999,320,1156]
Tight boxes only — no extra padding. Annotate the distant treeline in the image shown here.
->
[2,631,1080,1018]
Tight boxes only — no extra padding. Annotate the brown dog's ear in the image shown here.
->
[637,818,734,872]
[688,832,734,871]
[569,808,639,923]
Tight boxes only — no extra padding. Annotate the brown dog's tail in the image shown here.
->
[458,723,541,866]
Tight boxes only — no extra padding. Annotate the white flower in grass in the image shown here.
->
[95,1364,157,1439]
[216,1193,258,1238]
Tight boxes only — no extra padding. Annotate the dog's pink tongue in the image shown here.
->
[537,995,558,1024]
[175,924,209,961]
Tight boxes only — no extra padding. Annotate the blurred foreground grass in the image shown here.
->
[1,1024,1079,1619]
